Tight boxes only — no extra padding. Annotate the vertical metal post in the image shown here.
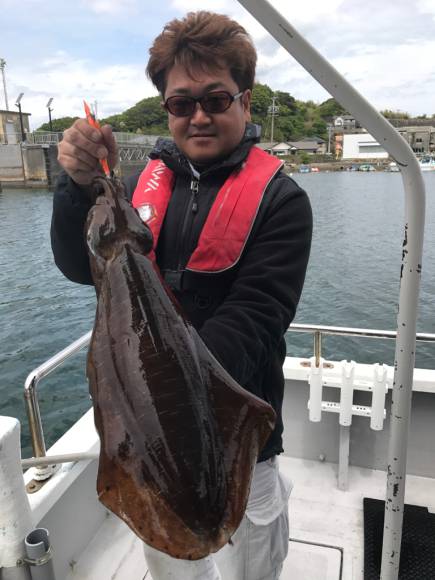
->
[236,2,426,578]
[268,95,278,152]
[46,98,53,132]
[0,58,9,110]
[17,103,26,142]
[327,124,333,155]
[380,170,425,578]
[24,529,55,580]
[270,95,276,148]
[338,425,350,491]
[314,330,322,368]
[24,376,47,458]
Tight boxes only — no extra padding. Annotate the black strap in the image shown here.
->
[162,269,234,296]
[162,270,183,291]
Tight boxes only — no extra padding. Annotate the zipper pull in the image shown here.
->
[191,179,199,213]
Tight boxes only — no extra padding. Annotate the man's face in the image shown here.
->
[163,63,251,165]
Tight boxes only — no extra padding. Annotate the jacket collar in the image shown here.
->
[148,123,262,178]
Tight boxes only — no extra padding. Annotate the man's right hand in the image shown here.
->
[58,118,118,186]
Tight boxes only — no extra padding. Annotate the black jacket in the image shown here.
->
[51,125,312,461]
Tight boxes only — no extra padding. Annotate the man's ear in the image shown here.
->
[243,89,252,122]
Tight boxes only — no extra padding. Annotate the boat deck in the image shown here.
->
[64,455,435,580]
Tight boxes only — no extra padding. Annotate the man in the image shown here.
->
[51,11,312,580]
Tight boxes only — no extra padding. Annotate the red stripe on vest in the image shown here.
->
[132,147,283,272]
[133,159,175,262]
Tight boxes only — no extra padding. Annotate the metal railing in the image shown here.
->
[0,131,61,145]
[23,324,435,462]
[112,132,161,146]
[0,131,161,146]
[288,323,435,368]
[28,131,63,144]
[24,331,92,458]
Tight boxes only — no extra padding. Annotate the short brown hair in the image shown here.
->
[147,11,257,96]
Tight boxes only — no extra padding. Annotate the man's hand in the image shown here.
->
[58,119,118,186]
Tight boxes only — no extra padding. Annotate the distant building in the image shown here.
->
[389,117,435,129]
[0,110,31,144]
[257,142,274,154]
[396,126,435,155]
[287,138,326,155]
[257,137,325,156]
[341,133,388,160]
[333,115,363,132]
[271,142,292,156]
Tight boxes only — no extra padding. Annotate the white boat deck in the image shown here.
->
[64,455,435,580]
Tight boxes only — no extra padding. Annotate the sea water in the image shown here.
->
[0,171,434,456]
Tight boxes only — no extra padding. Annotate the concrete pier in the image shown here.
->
[0,143,61,190]
[0,142,152,190]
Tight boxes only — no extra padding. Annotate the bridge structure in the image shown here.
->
[0,131,160,187]
[24,130,157,166]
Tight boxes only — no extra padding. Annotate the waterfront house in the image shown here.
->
[396,126,435,155]
[333,114,363,132]
[257,138,325,156]
[0,109,31,144]
[341,132,388,160]
[287,138,326,155]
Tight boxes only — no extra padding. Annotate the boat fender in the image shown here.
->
[0,416,33,579]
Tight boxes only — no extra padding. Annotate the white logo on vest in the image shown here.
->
[137,203,157,224]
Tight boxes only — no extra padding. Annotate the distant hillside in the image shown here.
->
[36,83,434,139]
[36,84,347,140]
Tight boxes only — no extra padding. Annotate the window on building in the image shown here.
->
[358,144,385,154]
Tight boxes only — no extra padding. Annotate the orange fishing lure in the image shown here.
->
[83,100,111,177]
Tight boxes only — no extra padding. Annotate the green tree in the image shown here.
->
[274,90,297,114]
[100,113,124,131]
[36,116,79,132]
[380,109,410,119]
[251,83,273,130]
[317,98,347,120]
[102,96,169,135]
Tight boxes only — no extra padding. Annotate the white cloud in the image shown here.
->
[171,0,233,11]
[5,51,157,130]
[417,0,435,16]
[3,0,434,130]
[170,0,346,25]
[85,0,137,15]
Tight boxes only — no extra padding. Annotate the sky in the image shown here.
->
[1,0,435,130]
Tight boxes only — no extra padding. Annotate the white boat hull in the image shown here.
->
[6,356,433,580]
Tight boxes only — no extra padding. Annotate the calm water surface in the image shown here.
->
[0,171,434,456]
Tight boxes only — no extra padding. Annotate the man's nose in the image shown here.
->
[190,102,212,123]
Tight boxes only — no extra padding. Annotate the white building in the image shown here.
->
[342,133,388,160]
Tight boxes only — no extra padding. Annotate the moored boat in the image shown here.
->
[419,156,435,171]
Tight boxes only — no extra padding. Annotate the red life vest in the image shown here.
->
[132,146,283,273]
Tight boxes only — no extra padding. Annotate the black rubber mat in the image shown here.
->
[363,497,435,579]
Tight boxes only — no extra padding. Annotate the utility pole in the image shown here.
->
[46,98,54,132]
[15,92,26,142]
[327,123,333,154]
[0,58,9,110]
[268,95,279,153]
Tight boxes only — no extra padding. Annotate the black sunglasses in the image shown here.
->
[163,91,244,117]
